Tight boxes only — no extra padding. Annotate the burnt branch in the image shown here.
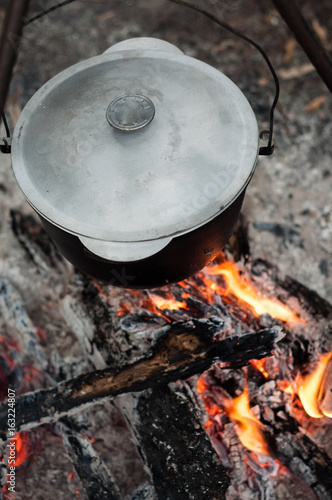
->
[61,425,122,500]
[275,429,332,499]
[0,320,282,438]
[129,484,156,500]
[120,383,230,500]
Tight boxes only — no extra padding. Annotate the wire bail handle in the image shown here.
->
[1,0,279,156]
[170,0,279,155]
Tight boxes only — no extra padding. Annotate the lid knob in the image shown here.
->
[106,94,155,131]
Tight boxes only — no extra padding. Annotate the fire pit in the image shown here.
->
[0,212,331,499]
[1,0,332,499]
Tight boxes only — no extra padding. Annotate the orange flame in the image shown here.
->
[205,262,299,323]
[279,380,295,395]
[297,352,332,419]
[199,275,224,302]
[148,293,188,312]
[223,386,270,456]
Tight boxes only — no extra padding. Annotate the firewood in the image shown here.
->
[0,320,282,439]
[119,383,230,500]
[275,429,332,499]
[61,424,122,500]
[127,484,156,500]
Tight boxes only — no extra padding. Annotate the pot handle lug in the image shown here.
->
[259,130,274,156]
[0,137,11,154]
[78,235,173,262]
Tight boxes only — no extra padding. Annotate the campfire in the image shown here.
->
[1,214,332,500]
[0,0,331,496]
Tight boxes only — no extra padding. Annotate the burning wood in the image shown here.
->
[160,253,331,500]
[1,431,32,473]
[198,359,332,499]
[1,209,332,499]
[0,319,282,438]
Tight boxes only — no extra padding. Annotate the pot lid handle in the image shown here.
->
[103,37,184,55]
[106,94,155,132]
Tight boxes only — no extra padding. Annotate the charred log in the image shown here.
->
[120,383,229,500]
[0,320,282,438]
[61,424,122,500]
[250,257,332,321]
[277,274,332,320]
[128,484,156,500]
[275,429,332,500]
[10,210,68,276]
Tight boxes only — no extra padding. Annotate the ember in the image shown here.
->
[1,432,34,497]
[9,432,30,468]
[250,359,270,379]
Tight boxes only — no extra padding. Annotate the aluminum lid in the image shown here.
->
[11,38,259,243]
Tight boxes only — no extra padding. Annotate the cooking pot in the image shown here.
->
[11,37,264,288]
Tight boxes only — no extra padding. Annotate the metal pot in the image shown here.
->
[11,37,260,288]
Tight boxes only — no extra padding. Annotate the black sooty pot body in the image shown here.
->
[39,191,245,289]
